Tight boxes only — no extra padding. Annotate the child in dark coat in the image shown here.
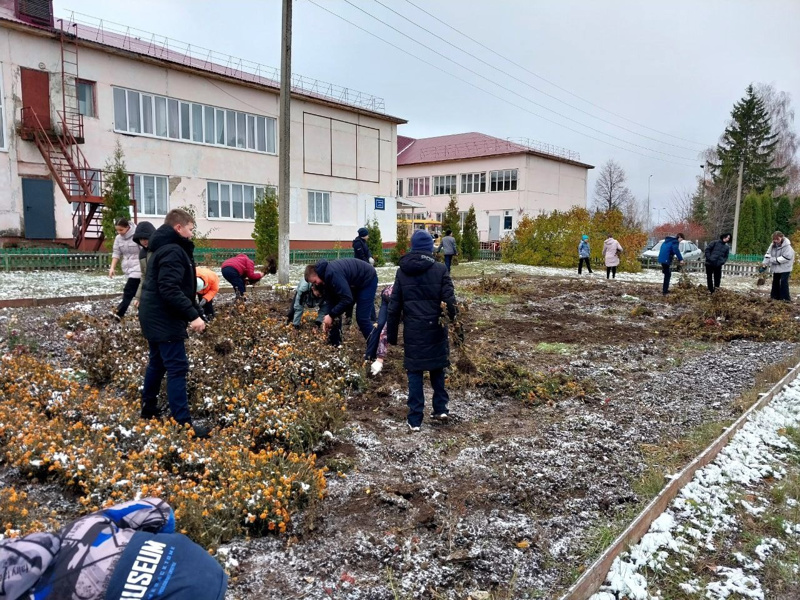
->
[387,230,458,431]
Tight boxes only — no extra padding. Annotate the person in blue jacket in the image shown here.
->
[304,258,378,344]
[577,234,592,274]
[0,497,226,600]
[658,233,685,295]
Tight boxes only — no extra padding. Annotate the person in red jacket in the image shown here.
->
[221,253,262,299]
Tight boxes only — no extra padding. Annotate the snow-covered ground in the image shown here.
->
[0,261,772,300]
[590,378,800,600]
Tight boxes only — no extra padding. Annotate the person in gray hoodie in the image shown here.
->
[763,230,796,301]
[109,218,142,320]
[436,229,458,272]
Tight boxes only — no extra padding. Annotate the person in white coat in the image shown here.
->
[763,230,795,301]
[109,217,142,320]
[603,234,623,279]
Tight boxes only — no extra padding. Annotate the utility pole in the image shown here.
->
[731,160,744,254]
[277,0,292,284]
[647,174,653,234]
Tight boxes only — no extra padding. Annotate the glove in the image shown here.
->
[370,360,383,376]
[369,257,375,265]
[758,265,768,274]
[198,298,207,308]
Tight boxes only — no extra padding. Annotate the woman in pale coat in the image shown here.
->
[108,217,141,320]
[603,234,623,279]
[763,230,795,301]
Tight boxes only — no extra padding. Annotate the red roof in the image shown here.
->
[396,132,593,169]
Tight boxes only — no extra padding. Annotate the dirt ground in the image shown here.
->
[1,269,799,599]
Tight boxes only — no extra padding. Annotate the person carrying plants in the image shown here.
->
[387,230,458,432]
[132,221,155,310]
[138,208,209,439]
[108,217,141,321]
[577,234,592,274]
[0,497,227,600]
[365,283,394,375]
[287,279,328,329]
[304,257,378,345]
[762,230,796,302]
[704,233,731,293]
[220,253,262,299]
[196,266,220,320]
[658,233,685,295]
[436,229,458,272]
[603,234,623,279]
[353,226,374,265]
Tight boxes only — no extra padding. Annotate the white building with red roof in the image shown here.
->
[396,132,593,242]
[0,0,405,249]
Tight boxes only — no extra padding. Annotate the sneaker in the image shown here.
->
[407,422,421,432]
[108,311,121,322]
[191,423,212,439]
[432,413,450,422]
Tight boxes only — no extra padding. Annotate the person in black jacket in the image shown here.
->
[353,227,374,265]
[138,209,209,438]
[305,258,378,344]
[704,233,731,293]
[132,220,155,309]
[387,230,458,432]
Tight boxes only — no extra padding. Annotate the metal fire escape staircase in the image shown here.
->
[21,19,135,250]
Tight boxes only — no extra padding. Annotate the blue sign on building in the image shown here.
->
[374,197,385,211]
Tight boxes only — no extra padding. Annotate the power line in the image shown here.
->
[306,0,697,168]
[338,0,698,163]
[371,0,700,153]
[402,0,709,149]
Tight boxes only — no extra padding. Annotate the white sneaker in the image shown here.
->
[407,422,421,432]
[432,413,449,421]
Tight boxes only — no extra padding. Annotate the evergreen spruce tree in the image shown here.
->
[776,196,793,235]
[101,142,132,250]
[461,205,480,261]
[251,188,279,264]
[759,190,775,242]
[441,194,463,252]
[366,218,385,266]
[689,179,708,230]
[737,192,759,254]
[712,85,787,194]
[390,220,409,263]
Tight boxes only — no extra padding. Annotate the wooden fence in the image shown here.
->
[640,258,764,277]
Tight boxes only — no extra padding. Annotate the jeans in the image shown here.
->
[771,272,791,301]
[661,264,672,294]
[365,293,390,360]
[606,266,617,279]
[221,266,246,296]
[353,276,379,340]
[117,277,141,317]
[444,254,453,272]
[705,264,722,293]
[578,257,592,274]
[141,340,192,424]
[407,369,449,427]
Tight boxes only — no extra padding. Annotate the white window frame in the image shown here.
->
[433,175,457,196]
[0,63,6,151]
[308,190,331,224]
[461,172,486,194]
[76,79,96,118]
[406,177,430,197]
[206,180,269,221]
[112,86,277,155]
[490,169,518,192]
[133,174,170,217]
[396,179,403,197]
[503,210,513,231]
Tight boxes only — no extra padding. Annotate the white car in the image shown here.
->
[641,240,703,262]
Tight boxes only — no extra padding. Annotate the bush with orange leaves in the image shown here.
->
[0,302,359,548]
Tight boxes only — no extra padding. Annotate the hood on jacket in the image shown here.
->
[399,251,437,276]
[132,221,156,247]
[603,238,617,248]
[314,260,328,281]
[148,223,193,254]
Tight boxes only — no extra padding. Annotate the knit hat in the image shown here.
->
[357,227,369,238]
[411,229,434,253]
[582,235,589,240]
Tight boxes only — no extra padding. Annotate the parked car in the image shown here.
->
[641,239,703,262]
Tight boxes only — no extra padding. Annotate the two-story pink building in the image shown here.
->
[396,132,594,242]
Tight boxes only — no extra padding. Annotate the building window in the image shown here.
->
[459,211,468,229]
[461,172,486,194]
[396,179,403,197]
[206,181,269,220]
[308,190,331,224]
[435,212,443,223]
[133,174,169,216]
[406,177,430,197]
[112,87,277,154]
[77,80,95,117]
[504,215,513,230]
[490,169,518,192]
[433,175,457,196]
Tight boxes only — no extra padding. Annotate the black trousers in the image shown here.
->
[578,257,592,273]
[606,266,617,279]
[117,277,141,317]
[771,272,791,301]
[705,264,722,292]
[661,264,672,295]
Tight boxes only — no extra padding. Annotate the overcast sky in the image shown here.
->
[55,0,800,221]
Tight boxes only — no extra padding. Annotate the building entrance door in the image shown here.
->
[488,215,501,241]
[21,67,51,130]
[22,178,56,239]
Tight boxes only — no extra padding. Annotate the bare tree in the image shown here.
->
[622,194,647,230]
[755,82,800,195]
[593,159,634,211]
[668,187,694,223]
